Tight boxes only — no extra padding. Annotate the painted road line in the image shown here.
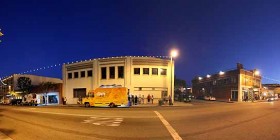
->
[154,111,182,140]
[0,131,13,140]
[82,117,123,127]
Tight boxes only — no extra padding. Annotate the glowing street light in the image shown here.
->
[170,49,178,105]
[254,70,260,76]
[0,29,3,37]
[170,49,178,58]
[219,71,225,75]
[206,74,211,78]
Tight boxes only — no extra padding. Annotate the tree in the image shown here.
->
[17,77,32,95]
[39,82,56,105]
[174,77,187,101]
[175,78,187,89]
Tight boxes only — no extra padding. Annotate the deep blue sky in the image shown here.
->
[0,0,280,84]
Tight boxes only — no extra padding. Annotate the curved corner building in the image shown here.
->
[62,56,175,104]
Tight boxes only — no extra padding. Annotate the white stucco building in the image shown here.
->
[62,56,175,104]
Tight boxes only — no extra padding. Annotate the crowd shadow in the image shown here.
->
[0,128,14,135]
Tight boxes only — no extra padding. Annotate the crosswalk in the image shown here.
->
[82,116,124,127]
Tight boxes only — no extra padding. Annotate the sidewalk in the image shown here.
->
[51,101,193,108]
[130,101,193,108]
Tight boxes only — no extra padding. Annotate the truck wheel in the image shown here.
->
[85,103,90,108]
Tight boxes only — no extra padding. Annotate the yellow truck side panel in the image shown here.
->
[82,87,129,107]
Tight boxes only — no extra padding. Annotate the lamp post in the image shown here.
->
[170,49,178,104]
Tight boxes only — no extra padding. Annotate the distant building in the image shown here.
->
[192,63,262,102]
[62,56,175,104]
[261,84,280,98]
[0,74,62,104]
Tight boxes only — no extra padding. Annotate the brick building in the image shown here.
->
[192,63,262,102]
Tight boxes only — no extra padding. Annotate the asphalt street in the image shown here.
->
[0,100,280,140]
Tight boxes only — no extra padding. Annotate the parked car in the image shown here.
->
[10,99,22,105]
[204,96,216,101]
[267,96,278,102]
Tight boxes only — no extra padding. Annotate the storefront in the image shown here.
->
[36,92,60,105]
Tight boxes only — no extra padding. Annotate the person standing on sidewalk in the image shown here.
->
[151,95,154,104]
[64,97,67,105]
[147,94,151,104]
[132,95,135,105]
[135,95,138,105]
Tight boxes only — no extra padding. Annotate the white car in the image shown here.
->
[204,96,216,101]
[267,96,278,102]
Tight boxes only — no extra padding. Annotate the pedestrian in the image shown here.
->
[169,95,172,105]
[64,97,67,105]
[142,95,145,104]
[78,96,82,104]
[135,95,138,105]
[151,95,154,104]
[147,94,151,103]
[138,95,141,104]
[131,95,135,105]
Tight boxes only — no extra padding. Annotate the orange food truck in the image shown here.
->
[82,85,129,108]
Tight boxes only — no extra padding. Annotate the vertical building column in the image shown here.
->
[62,64,66,104]
[93,60,99,90]
[238,74,243,102]
[125,57,132,92]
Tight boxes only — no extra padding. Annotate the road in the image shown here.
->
[0,100,280,140]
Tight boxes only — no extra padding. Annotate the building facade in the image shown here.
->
[62,56,174,104]
[261,84,280,98]
[192,63,262,102]
[0,74,62,104]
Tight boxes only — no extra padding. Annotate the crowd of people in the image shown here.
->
[128,94,154,105]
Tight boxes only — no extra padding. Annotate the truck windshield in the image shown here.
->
[87,93,94,97]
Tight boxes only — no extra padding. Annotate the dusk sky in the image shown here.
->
[0,0,279,84]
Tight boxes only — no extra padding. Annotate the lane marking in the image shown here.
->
[154,111,182,140]
[82,117,123,127]
[0,131,13,140]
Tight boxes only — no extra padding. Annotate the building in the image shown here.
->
[62,56,175,104]
[261,84,280,98]
[192,63,262,102]
[0,74,62,104]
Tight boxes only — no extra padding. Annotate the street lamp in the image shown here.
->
[170,49,178,104]
[252,69,260,101]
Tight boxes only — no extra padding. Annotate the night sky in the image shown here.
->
[0,0,280,84]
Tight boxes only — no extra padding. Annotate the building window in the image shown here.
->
[231,77,237,84]
[68,73,72,79]
[109,67,115,79]
[143,68,149,75]
[81,71,85,78]
[74,72,79,78]
[134,68,140,75]
[73,88,86,98]
[213,80,217,85]
[152,68,158,75]
[101,67,107,79]
[118,66,124,78]
[160,69,167,75]
[87,70,92,77]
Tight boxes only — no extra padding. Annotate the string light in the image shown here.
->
[0,56,169,79]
